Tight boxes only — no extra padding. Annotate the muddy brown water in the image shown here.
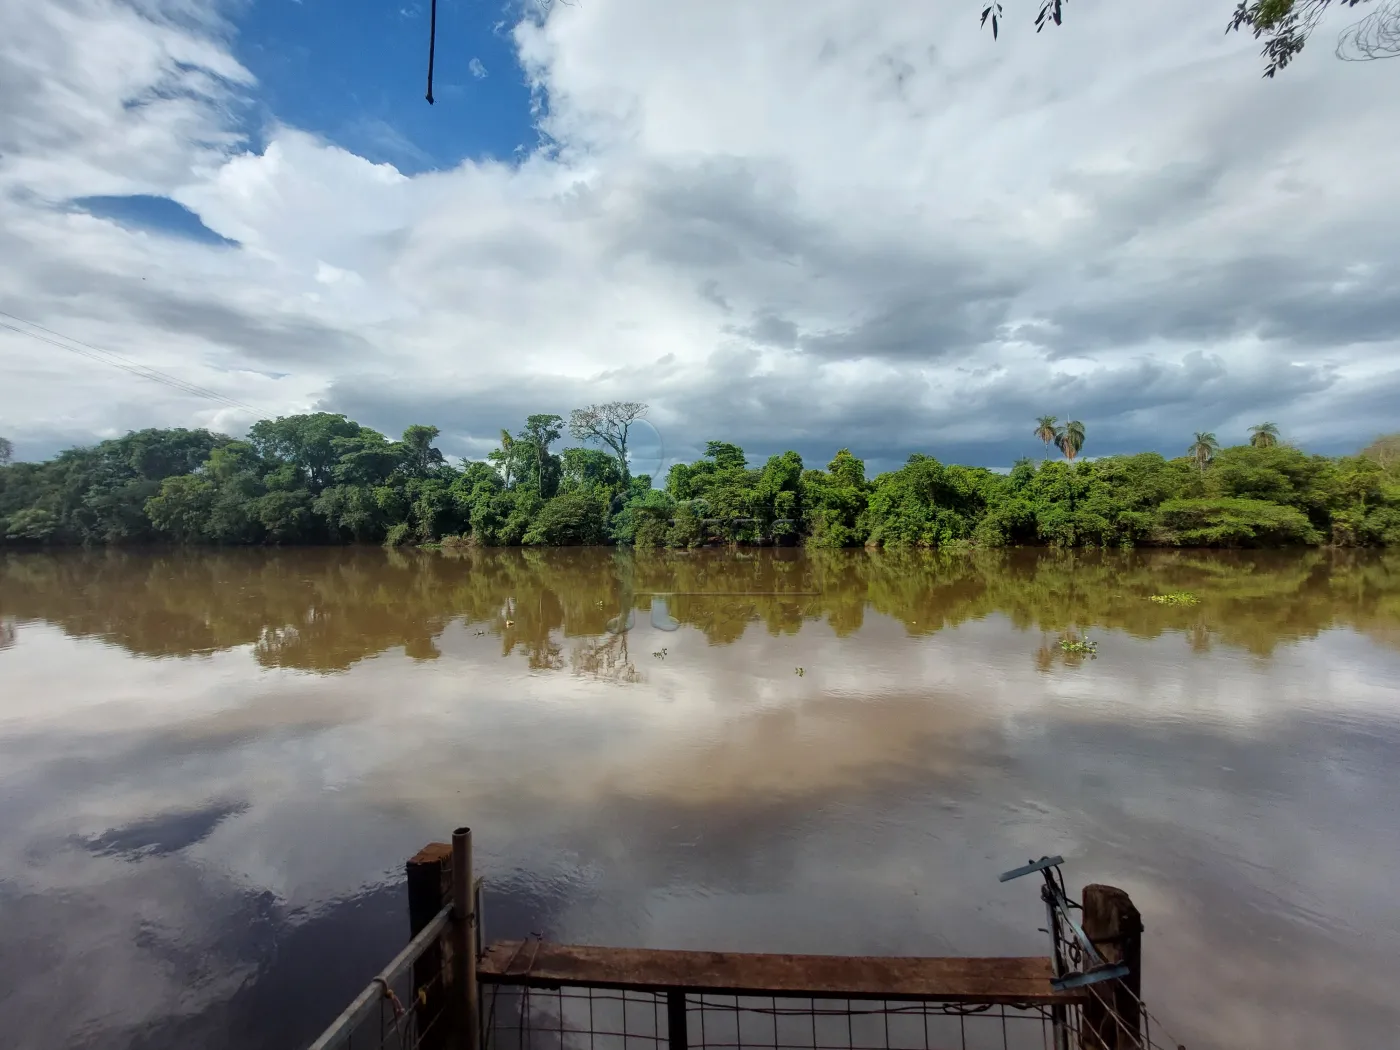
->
[1,546,1398,1049]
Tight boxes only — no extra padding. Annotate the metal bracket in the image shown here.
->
[999,856,1065,882]
[999,854,1128,998]
[1051,963,1130,990]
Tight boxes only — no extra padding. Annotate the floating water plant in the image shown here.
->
[1059,638,1098,655]
[1149,592,1200,606]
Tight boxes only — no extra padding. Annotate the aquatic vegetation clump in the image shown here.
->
[1059,638,1098,655]
[1149,592,1200,605]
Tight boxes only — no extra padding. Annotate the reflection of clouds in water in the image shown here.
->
[2,553,1400,1048]
[77,800,249,859]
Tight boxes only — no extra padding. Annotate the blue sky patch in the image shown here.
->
[73,194,240,246]
[232,0,539,174]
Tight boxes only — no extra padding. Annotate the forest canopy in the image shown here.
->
[1,411,1398,550]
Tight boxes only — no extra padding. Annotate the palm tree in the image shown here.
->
[1249,422,1280,448]
[1033,415,1058,459]
[1188,432,1220,472]
[1056,420,1086,461]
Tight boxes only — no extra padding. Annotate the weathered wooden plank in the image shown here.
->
[479,941,1080,1005]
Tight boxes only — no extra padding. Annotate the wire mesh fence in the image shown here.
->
[480,985,1082,1050]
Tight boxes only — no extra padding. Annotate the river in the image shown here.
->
[1,546,1398,1050]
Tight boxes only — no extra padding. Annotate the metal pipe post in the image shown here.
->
[1043,885,1070,1050]
[453,827,480,1050]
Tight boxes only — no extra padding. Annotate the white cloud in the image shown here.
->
[2,0,1400,468]
[469,55,488,78]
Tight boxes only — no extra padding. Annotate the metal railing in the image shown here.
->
[309,829,482,1050]
[307,841,1184,1050]
[307,903,454,1050]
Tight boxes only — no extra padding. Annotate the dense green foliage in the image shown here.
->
[2,415,1398,548]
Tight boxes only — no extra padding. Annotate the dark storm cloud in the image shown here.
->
[603,146,1396,435]
[730,313,798,348]
[323,321,1350,480]
[318,374,597,456]
[125,288,375,369]
[609,156,821,270]
[1,424,130,463]
[1049,158,1234,257]
[799,286,1016,362]
[1039,255,1400,356]
[635,346,1337,473]
[608,155,1028,365]
[14,252,374,371]
[588,151,1382,464]
[321,363,929,476]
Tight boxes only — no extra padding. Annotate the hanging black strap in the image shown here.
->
[425,0,437,104]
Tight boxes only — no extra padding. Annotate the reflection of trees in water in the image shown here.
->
[0,619,14,650]
[570,631,640,684]
[1187,622,1213,654]
[1033,628,1097,672]
[0,546,1397,672]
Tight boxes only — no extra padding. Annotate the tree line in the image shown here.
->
[1,405,1398,549]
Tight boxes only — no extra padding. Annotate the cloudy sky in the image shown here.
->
[1,0,1398,474]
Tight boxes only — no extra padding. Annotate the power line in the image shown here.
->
[0,318,254,412]
[0,309,260,413]
[0,309,256,410]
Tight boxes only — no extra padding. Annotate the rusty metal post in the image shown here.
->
[667,990,688,1050]
[1079,885,1142,1050]
[453,827,480,1050]
[408,843,453,1050]
[1042,886,1070,1050]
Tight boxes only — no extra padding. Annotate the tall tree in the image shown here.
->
[399,425,445,477]
[1034,415,1059,460]
[979,1,1394,77]
[247,413,362,492]
[0,436,12,466]
[704,441,748,472]
[1189,432,1221,473]
[488,429,517,487]
[1056,420,1086,461]
[1250,422,1282,448]
[569,402,649,480]
[519,414,565,493]
[1361,432,1400,473]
